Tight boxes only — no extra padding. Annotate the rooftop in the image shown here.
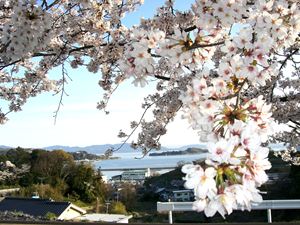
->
[0,197,78,218]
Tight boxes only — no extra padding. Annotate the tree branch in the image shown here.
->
[186,41,225,51]
[154,75,170,81]
[53,63,69,124]
[270,48,299,101]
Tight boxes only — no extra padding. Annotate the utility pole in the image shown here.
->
[105,201,111,214]
[95,197,100,213]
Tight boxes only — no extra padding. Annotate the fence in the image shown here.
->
[157,199,300,224]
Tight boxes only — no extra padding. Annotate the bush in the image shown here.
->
[45,212,57,220]
[111,202,127,215]
[19,184,64,201]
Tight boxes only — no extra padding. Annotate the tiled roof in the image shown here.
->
[0,197,70,217]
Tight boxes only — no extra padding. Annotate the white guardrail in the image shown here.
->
[157,200,300,224]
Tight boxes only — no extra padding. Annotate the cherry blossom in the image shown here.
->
[0,0,299,218]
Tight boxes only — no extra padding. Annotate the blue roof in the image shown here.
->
[0,197,71,217]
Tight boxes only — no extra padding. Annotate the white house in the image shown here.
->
[57,203,87,220]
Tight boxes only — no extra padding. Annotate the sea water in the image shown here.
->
[93,152,207,178]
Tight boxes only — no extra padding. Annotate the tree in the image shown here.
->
[0,0,299,218]
[31,150,74,182]
[117,183,137,211]
[66,162,106,203]
[6,147,31,167]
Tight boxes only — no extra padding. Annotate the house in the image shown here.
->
[155,189,194,202]
[155,188,170,201]
[76,213,133,223]
[172,190,194,202]
[111,174,122,183]
[0,197,86,220]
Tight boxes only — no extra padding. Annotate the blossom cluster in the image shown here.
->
[181,96,273,217]
[1,1,52,62]
[176,0,299,218]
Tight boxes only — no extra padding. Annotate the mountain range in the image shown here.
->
[0,143,290,155]
[0,143,206,155]
[43,143,206,154]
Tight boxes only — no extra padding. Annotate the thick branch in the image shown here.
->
[186,41,225,51]
[279,48,299,71]
[184,25,197,33]
[154,75,170,81]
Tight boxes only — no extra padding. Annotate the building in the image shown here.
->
[111,169,150,183]
[111,174,122,183]
[172,190,194,202]
[122,170,147,182]
[156,188,171,202]
[76,213,133,223]
[156,189,194,202]
[0,197,86,220]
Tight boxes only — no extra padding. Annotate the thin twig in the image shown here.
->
[53,63,69,124]
[134,103,183,159]
[112,101,156,153]
[270,48,299,101]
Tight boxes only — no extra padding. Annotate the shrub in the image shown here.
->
[111,202,127,215]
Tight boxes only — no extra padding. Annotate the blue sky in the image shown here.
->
[0,0,200,148]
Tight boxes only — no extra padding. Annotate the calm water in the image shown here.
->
[93,143,286,179]
[93,152,207,178]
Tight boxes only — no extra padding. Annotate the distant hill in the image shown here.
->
[43,143,206,155]
[171,144,206,151]
[0,145,11,154]
[44,143,146,154]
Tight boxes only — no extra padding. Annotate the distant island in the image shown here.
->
[149,148,208,156]
[71,150,120,161]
